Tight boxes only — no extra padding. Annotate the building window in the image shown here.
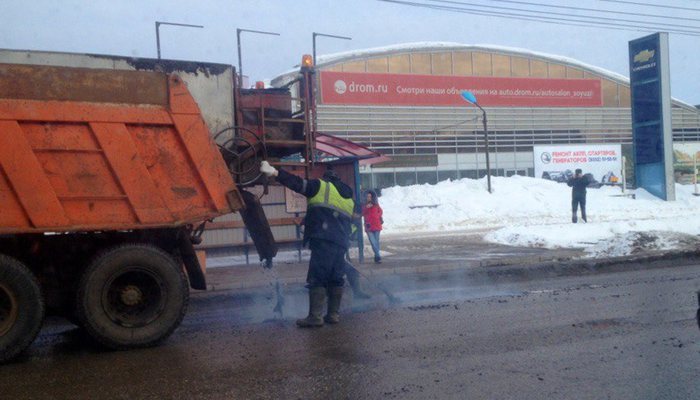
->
[438,170,459,181]
[395,171,417,186]
[417,171,438,185]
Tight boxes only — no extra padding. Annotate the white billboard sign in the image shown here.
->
[534,144,622,185]
[285,187,307,213]
[673,142,700,184]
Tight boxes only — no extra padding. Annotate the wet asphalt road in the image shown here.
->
[1,261,699,399]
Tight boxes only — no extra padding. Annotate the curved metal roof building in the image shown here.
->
[275,43,700,188]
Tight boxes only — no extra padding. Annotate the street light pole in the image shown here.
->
[460,91,492,193]
[155,21,204,59]
[312,32,352,66]
[236,28,281,87]
[477,104,492,193]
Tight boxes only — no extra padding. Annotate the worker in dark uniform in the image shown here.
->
[260,161,356,327]
[567,168,590,223]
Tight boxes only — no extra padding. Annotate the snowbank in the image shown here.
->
[379,176,700,256]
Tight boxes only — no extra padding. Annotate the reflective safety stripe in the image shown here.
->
[307,180,354,218]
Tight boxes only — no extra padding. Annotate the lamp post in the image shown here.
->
[461,91,492,193]
[312,32,352,66]
[236,28,281,87]
[155,21,204,59]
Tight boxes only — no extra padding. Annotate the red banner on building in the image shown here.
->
[319,71,602,107]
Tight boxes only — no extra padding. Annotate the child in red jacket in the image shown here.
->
[362,190,383,263]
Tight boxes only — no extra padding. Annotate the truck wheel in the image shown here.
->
[0,255,44,363]
[76,244,188,349]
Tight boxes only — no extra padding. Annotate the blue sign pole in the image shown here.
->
[353,159,364,264]
[628,32,675,200]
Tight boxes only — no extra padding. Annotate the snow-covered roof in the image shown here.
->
[271,42,697,111]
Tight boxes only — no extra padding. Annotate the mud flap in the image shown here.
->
[178,231,207,290]
[239,190,278,267]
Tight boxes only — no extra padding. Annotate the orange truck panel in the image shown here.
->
[0,64,242,234]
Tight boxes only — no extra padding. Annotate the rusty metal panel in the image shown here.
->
[90,122,173,223]
[0,121,70,228]
[0,63,167,105]
[0,65,240,234]
[0,49,235,137]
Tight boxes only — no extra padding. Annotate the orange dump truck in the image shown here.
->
[0,51,308,362]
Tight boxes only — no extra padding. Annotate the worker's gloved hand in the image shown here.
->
[260,160,278,177]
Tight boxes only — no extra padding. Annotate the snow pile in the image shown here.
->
[379,176,700,256]
[584,231,699,258]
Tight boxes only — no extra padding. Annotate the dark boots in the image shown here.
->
[297,286,347,327]
[296,287,326,328]
[324,286,344,324]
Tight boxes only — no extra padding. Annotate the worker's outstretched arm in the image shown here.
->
[260,161,319,198]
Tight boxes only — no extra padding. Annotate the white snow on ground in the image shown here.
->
[380,176,700,257]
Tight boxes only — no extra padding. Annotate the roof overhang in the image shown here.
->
[315,133,390,166]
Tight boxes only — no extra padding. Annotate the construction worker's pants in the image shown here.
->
[307,238,346,289]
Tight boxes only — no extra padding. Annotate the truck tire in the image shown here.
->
[0,255,44,364]
[76,244,188,349]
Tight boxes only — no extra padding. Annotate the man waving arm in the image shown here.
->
[260,161,319,198]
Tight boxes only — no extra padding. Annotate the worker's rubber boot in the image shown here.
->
[296,287,326,328]
[346,267,371,299]
[324,287,344,324]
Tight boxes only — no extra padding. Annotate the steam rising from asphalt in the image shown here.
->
[365,269,521,308]
[239,267,522,325]
[273,281,285,317]
[259,267,289,321]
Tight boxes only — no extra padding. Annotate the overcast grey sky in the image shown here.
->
[2,0,699,104]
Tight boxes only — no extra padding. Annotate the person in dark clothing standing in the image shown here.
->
[260,161,356,327]
[567,168,590,223]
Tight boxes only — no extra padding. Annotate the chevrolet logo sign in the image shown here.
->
[633,49,655,63]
